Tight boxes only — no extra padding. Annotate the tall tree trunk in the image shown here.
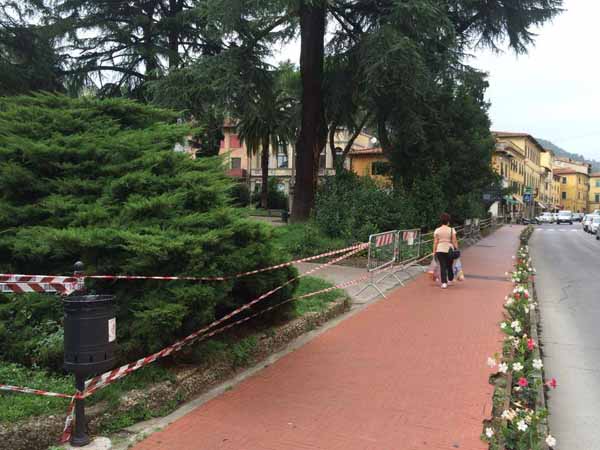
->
[291,0,326,222]
[260,136,270,209]
[167,0,182,69]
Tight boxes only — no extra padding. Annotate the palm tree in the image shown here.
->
[237,73,297,210]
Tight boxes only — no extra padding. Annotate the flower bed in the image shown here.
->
[483,226,557,450]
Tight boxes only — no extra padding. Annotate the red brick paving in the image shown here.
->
[133,226,522,450]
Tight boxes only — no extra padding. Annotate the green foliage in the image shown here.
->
[0,94,297,371]
[314,171,395,241]
[271,222,347,259]
[230,182,251,207]
[0,363,72,423]
[294,277,346,316]
[252,178,289,210]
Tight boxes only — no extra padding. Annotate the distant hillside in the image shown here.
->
[536,138,600,172]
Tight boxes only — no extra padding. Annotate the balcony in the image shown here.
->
[249,167,337,178]
[227,168,247,178]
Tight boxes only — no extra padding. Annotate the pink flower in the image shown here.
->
[524,292,530,299]
[527,338,536,351]
[514,293,521,300]
[518,377,529,387]
[546,378,557,389]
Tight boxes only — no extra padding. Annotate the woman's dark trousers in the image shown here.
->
[436,252,454,284]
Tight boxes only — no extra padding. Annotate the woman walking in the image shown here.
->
[433,213,459,289]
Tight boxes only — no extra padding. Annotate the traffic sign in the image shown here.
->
[523,193,532,203]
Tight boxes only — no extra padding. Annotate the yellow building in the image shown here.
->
[491,137,526,214]
[552,173,561,210]
[492,132,549,216]
[347,147,392,186]
[539,149,556,210]
[588,174,600,212]
[554,168,589,212]
[218,123,376,194]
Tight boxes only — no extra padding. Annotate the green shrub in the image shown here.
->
[314,171,401,241]
[252,178,289,210]
[230,182,250,207]
[0,94,297,371]
[272,222,348,258]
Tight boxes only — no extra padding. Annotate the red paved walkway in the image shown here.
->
[133,226,522,450]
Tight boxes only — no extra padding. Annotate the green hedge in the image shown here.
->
[0,94,297,371]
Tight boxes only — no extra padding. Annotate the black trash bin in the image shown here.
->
[63,294,116,376]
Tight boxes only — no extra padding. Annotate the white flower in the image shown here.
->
[506,298,514,306]
[524,306,529,314]
[485,427,494,438]
[517,419,528,432]
[501,409,514,421]
[545,434,557,447]
[511,320,522,333]
[513,362,524,372]
[498,362,509,374]
[487,357,497,368]
[532,359,544,370]
[500,322,508,329]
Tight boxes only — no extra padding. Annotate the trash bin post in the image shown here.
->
[64,261,117,447]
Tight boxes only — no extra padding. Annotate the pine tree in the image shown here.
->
[0,94,297,369]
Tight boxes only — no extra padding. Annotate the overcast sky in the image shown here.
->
[273,1,600,160]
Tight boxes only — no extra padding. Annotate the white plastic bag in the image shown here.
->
[427,258,440,281]
[453,258,465,281]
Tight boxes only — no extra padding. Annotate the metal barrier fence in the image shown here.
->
[392,229,423,281]
[472,218,481,241]
[356,230,402,298]
[396,229,421,264]
[356,217,502,298]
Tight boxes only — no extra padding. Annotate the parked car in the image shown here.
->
[552,213,558,222]
[556,210,573,225]
[538,212,554,224]
[583,214,594,232]
[573,212,584,222]
[591,216,600,235]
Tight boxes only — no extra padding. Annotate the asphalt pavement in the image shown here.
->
[530,222,600,450]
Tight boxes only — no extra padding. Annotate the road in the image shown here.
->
[530,223,600,449]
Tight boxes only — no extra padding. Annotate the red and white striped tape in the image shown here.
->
[80,244,369,395]
[0,384,74,399]
[0,243,368,295]
[58,243,369,441]
[0,275,83,296]
[1,242,399,444]
[375,233,395,248]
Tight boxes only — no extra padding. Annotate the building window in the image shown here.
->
[596,194,600,203]
[371,161,391,176]
[319,151,326,169]
[231,157,241,169]
[276,142,288,168]
[562,192,567,200]
[562,177,567,184]
[596,180,600,188]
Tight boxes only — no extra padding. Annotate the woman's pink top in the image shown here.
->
[434,225,455,253]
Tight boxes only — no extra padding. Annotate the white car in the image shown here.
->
[583,214,594,232]
[557,210,573,225]
[538,212,554,223]
[591,216,600,235]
